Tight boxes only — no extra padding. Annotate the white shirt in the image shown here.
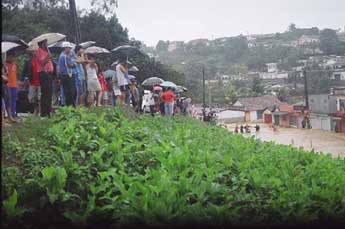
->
[116,64,128,86]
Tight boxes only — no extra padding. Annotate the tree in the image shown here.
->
[277,87,289,102]
[320,29,339,55]
[252,76,264,96]
[288,23,297,32]
[224,83,237,104]
[156,40,169,52]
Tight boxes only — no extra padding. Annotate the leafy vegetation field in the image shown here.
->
[2,107,345,228]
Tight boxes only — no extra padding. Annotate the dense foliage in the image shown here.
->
[2,108,345,228]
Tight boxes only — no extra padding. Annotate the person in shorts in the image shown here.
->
[85,57,102,106]
[116,58,129,106]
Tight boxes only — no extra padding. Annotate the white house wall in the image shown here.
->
[216,110,245,123]
[250,111,258,121]
[310,115,331,131]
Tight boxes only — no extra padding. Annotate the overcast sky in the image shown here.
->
[76,0,345,46]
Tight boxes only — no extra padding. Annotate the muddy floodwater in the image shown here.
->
[225,123,345,158]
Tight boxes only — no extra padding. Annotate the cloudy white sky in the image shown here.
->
[76,0,345,46]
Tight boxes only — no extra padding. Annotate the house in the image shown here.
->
[187,39,209,46]
[325,56,345,69]
[231,95,283,122]
[331,87,345,133]
[215,109,245,124]
[308,94,338,131]
[167,41,184,52]
[266,63,278,73]
[331,69,345,81]
[259,72,288,80]
[297,35,319,46]
[271,104,294,127]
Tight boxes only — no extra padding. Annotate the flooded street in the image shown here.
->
[225,123,345,158]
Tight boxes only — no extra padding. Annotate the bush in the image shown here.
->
[2,107,345,228]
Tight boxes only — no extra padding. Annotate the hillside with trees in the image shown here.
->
[149,24,345,103]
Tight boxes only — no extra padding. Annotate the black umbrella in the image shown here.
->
[2,34,29,52]
[111,45,143,57]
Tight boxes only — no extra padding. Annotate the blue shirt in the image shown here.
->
[58,52,68,75]
[58,51,77,75]
[67,51,77,75]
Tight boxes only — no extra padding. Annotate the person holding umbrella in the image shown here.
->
[75,45,88,106]
[85,56,102,106]
[34,39,54,117]
[115,58,129,106]
[58,42,77,107]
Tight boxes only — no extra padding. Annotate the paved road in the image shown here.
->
[225,123,345,158]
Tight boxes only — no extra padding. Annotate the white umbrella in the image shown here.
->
[2,42,20,53]
[129,66,139,72]
[28,33,66,51]
[79,41,96,49]
[160,81,177,88]
[128,75,136,80]
[111,60,133,67]
[48,41,74,52]
[85,46,110,54]
[142,77,164,86]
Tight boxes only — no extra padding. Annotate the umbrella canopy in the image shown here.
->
[111,60,133,67]
[85,46,110,54]
[128,75,136,80]
[28,33,66,51]
[2,42,20,53]
[176,85,188,92]
[79,41,96,49]
[160,81,177,88]
[2,35,29,52]
[129,65,139,72]
[153,86,163,91]
[142,77,164,86]
[48,41,75,53]
[111,45,142,57]
[103,69,116,79]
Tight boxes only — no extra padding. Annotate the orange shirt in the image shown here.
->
[6,61,18,88]
[160,90,176,103]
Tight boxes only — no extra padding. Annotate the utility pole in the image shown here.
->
[303,68,309,110]
[202,66,206,121]
[69,0,81,45]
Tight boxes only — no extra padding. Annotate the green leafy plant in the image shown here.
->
[41,166,67,204]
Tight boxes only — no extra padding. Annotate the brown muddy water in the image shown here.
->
[225,123,345,158]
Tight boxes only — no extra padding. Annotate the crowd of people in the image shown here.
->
[2,38,191,126]
[144,87,193,117]
[234,124,260,134]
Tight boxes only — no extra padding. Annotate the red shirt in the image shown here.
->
[31,58,40,86]
[160,90,176,104]
[98,73,107,91]
[35,48,53,73]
